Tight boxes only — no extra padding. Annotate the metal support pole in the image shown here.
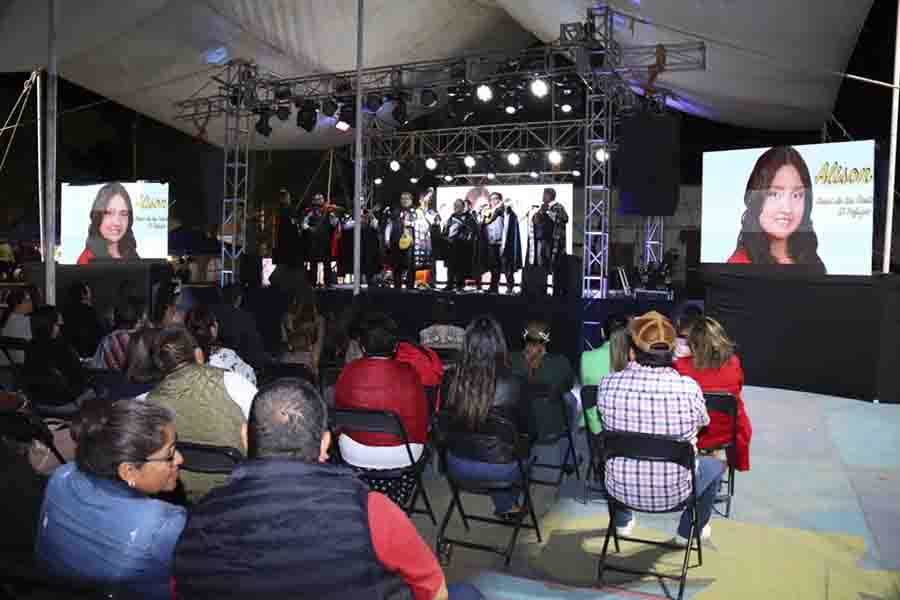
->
[36,71,44,258]
[44,0,58,304]
[352,0,364,295]
[882,0,900,273]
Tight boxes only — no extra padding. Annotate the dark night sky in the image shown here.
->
[0,0,896,232]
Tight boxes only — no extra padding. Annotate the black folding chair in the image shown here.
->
[0,335,29,382]
[257,362,318,387]
[330,407,436,525]
[580,384,606,503]
[703,392,738,518]
[525,383,580,486]
[0,410,67,464]
[433,414,542,567]
[597,431,703,600]
[318,364,343,397]
[177,441,243,474]
[431,347,459,368]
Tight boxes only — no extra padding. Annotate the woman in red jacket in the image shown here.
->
[674,316,752,471]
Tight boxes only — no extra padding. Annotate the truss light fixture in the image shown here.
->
[409,177,419,184]
[548,150,562,165]
[275,104,292,122]
[389,160,401,172]
[476,84,493,103]
[560,103,573,113]
[504,105,517,115]
[421,88,439,108]
[443,175,454,183]
[321,98,339,117]
[530,171,539,179]
[365,93,382,112]
[337,101,355,130]
[425,158,438,171]
[335,120,351,132]
[487,173,496,180]
[374,177,384,186]
[391,96,408,125]
[507,152,521,167]
[255,111,272,137]
[572,169,581,178]
[594,148,609,163]
[530,78,549,98]
[274,84,292,101]
[297,100,319,132]
[463,155,476,168]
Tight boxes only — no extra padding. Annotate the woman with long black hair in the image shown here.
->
[77,182,141,264]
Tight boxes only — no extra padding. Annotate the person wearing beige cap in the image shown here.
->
[596,311,725,545]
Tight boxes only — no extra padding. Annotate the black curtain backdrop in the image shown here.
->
[702,267,900,403]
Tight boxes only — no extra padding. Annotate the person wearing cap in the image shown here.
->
[596,311,724,546]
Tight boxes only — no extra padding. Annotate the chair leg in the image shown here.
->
[566,431,580,480]
[726,466,736,518]
[452,486,470,531]
[413,474,437,525]
[436,490,458,547]
[677,513,697,600]
[597,505,616,582]
[693,505,703,567]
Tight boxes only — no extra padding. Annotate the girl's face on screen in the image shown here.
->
[100,194,130,244]
[759,164,804,240]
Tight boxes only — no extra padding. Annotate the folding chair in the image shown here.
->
[597,431,703,600]
[331,407,436,525]
[318,364,343,397]
[0,335,29,385]
[579,384,606,503]
[525,383,580,486]
[257,362,318,387]
[703,392,738,518]
[433,415,542,567]
[0,410,67,464]
[177,441,243,474]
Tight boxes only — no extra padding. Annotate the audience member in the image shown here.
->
[394,338,444,410]
[146,327,251,499]
[443,316,532,517]
[107,328,164,401]
[35,398,186,600]
[91,299,147,371]
[211,285,270,369]
[174,378,482,600]
[334,312,428,503]
[60,281,106,358]
[0,287,34,365]
[0,441,47,571]
[23,306,91,408]
[597,311,724,545]
[675,316,753,471]
[511,321,575,391]
[280,299,323,379]
[186,304,257,385]
[580,314,629,386]
[151,281,183,328]
[419,298,465,353]
[675,306,704,359]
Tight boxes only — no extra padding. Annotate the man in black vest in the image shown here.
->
[174,378,482,600]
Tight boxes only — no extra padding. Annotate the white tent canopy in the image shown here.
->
[0,0,874,150]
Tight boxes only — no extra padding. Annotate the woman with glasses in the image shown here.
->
[35,398,185,599]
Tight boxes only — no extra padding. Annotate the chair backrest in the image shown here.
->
[423,384,439,417]
[0,335,28,376]
[259,362,318,387]
[319,364,342,391]
[703,392,738,445]
[601,430,695,470]
[0,410,65,463]
[331,407,416,466]
[524,382,567,441]
[581,384,599,411]
[177,441,243,474]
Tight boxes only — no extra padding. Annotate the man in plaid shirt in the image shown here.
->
[597,311,725,543]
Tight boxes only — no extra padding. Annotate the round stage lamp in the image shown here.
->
[425,158,438,171]
[594,148,609,163]
[505,105,517,115]
[572,169,581,178]
[374,177,383,186]
[548,150,562,165]
[409,177,419,184]
[335,120,351,132]
[443,175,454,183]
[476,84,493,103]
[463,155,476,168]
[560,103,573,113]
[389,160,401,172]
[530,78,549,98]
[529,171,539,179]
[507,152,521,167]
[487,173,496,180]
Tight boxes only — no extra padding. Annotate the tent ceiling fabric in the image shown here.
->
[0,0,873,149]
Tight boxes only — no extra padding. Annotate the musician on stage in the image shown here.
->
[530,187,569,293]
[482,192,523,294]
[302,193,338,287]
[384,192,417,289]
[274,189,303,268]
[413,188,440,288]
[443,198,478,291]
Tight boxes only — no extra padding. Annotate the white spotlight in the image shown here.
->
[530,78,549,98]
[572,170,581,178]
[409,177,419,184]
[529,171,539,179]
[560,103,573,113]
[504,105,517,115]
[443,175,454,183]
[463,155,476,168]
[425,158,438,171]
[507,152,520,167]
[594,148,609,163]
[335,120,351,131]
[487,173,496,180]
[374,177,383,185]
[476,84,493,103]
[389,160,401,172]
[548,150,562,165]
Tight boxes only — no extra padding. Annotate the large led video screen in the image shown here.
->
[701,141,874,275]
[60,181,169,265]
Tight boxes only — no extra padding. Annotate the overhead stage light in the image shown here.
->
[255,111,272,137]
[594,148,609,163]
[529,171,539,179]
[463,155,476,168]
[505,105,517,115]
[374,177,384,185]
[548,150,562,165]
[507,152,520,167]
[425,158,438,171]
[297,100,319,132]
[421,88,439,108]
[365,93,382,112]
[487,173,496,180]
[560,103,573,113]
[409,177,419,184]
[389,160,401,172]
[530,78,549,98]
[391,96,408,125]
[572,169,581,178]
[274,85,292,101]
[337,101,354,131]
[276,105,291,122]
[335,120,351,132]
[321,98,339,117]
[443,175,454,183]
[476,84,493,103]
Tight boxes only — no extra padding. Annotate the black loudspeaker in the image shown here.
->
[522,265,548,298]
[239,253,262,287]
[618,110,681,216]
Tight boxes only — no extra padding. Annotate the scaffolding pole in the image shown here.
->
[44,0,58,304]
[883,0,900,273]
[352,0,364,294]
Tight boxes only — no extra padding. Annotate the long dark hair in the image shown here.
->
[29,305,60,343]
[185,305,219,362]
[734,146,825,270]
[448,315,509,428]
[85,182,140,260]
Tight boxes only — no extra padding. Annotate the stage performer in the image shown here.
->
[302,193,337,286]
[384,193,417,289]
[274,188,303,268]
[482,192,523,294]
[528,187,569,292]
[77,182,141,264]
[727,145,826,272]
[413,188,440,288]
[443,199,478,291]
[340,209,383,285]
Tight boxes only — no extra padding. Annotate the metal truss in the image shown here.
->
[220,61,253,285]
[446,171,579,186]
[642,216,665,267]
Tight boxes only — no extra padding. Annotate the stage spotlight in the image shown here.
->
[255,111,272,137]
[374,177,384,186]
[504,105,517,115]
[274,85,292,101]
[560,103,573,113]
[321,98,339,117]
[364,93,382,112]
[276,104,291,122]
[463,155,476,168]
[389,160,401,172]
[530,171,539,179]
[425,158,438,171]
[548,150,562,165]
[443,175,454,182]
[335,121,351,132]
[421,88,439,108]
[530,78,549,98]
[487,173,496,180]
[507,152,521,167]
[409,177,419,184]
[594,148,609,163]
[297,100,318,132]
[476,84,493,103]
[391,97,408,125]
[337,101,355,130]
[572,169,581,177]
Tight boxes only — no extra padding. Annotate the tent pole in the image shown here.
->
[44,0,58,304]
[36,70,44,258]
[883,0,900,273]
[352,0,364,295]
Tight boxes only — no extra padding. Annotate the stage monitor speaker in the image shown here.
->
[522,265,548,298]
[617,110,680,216]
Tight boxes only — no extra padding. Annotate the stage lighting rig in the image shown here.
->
[572,169,581,177]
[507,152,521,167]
[420,88,439,108]
[389,160,401,172]
[463,155,476,168]
[529,171,539,179]
[274,85,292,101]
[487,173,496,180]
[548,150,562,165]
[390,96,408,125]
[321,98,339,117]
[297,100,318,132]
[409,177,419,184]
[443,175,454,183]
[560,103,573,113]
[365,93,382,112]
[594,148,609,163]
[336,100,354,130]
[530,78,549,98]
[476,84,493,103]
[425,158,438,171]
[275,104,291,122]
[255,110,272,137]
[374,177,383,185]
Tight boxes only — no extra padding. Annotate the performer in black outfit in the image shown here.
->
[384,193,417,289]
[482,191,523,294]
[274,189,302,267]
[529,187,570,296]
[302,193,336,287]
[443,198,478,291]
